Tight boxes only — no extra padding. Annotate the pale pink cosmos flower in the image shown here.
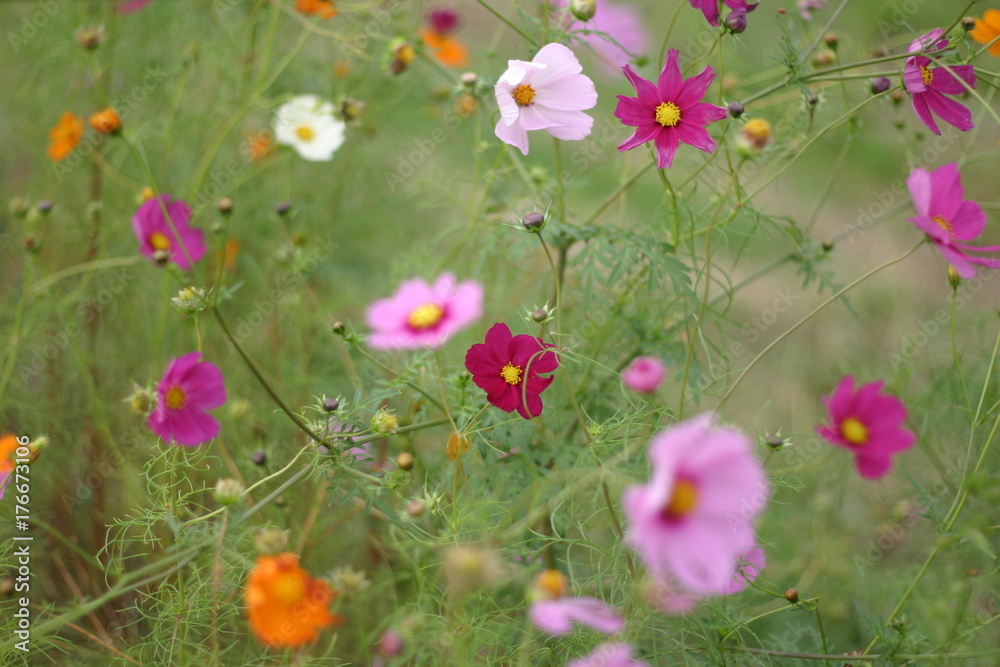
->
[622,356,665,393]
[816,376,915,480]
[567,643,649,667]
[494,43,598,155]
[798,0,827,20]
[530,597,624,635]
[366,273,483,350]
[614,49,727,169]
[903,29,976,136]
[646,545,764,613]
[622,413,769,594]
[906,163,1000,278]
[557,0,649,74]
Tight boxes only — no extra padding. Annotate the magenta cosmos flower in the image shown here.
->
[558,0,648,73]
[688,0,757,27]
[907,163,1000,278]
[148,352,227,446]
[623,413,768,594]
[494,43,597,155]
[464,323,559,419]
[615,49,727,169]
[567,644,649,667]
[622,356,665,393]
[366,273,483,350]
[903,29,976,135]
[132,195,205,270]
[817,376,915,480]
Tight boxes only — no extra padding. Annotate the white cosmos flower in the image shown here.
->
[273,95,346,162]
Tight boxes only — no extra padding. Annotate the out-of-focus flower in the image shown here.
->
[420,8,467,68]
[464,323,559,419]
[971,10,1000,56]
[245,553,342,648]
[903,29,976,135]
[117,0,153,13]
[447,432,470,461]
[47,112,83,162]
[567,643,650,667]
[493,43,597,155]
[797,0,827,20]
[441,545,506,595]
[816,376,916,480]
[622,413,769,594]
[906,162,1000,278]
[719,545,765,594]
[688,0,757,28]
[621,356,665,393]
[366,273,483,350]
[558,0,649,73]
[132,195,205,270]
[296,0,337,19]
[244,130,275,162]
[736,117,771,156]
[74,25,104,49]
[148,352,227,446]
[273,95,346,162]
[89,108,121,135]
[0,435,22,501]
[615,49,727,169]
[528,570,624,635]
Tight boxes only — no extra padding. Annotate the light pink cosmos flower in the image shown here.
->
[132,195,205,270]
[530,597,624,635]
[622,356,666,393]
[494,43,598,155]
[148,353,227,446]
[117,0,154,12]
[557,0,648,74]
[647,545,764,613]
[615,49,727,169]
[906,163,1000,278]
[567,643,649,667]
[903,29,976,135]
[720,545,765,595]
[622,413,769,594]
[688,0,757,28]
[366,273,483,350]
[797,0,827,20]
[816,376,915,480]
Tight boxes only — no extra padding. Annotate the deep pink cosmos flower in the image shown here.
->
[816,376,916,480]
[558,0,649,73]
[567,643,649,667]
[622,356,665,393]
[688,0,757,28]
[427,8,459,34]
[366,273,483,350]
[148,352,227,446]
[906,163,1000,278]
[464,323,559,419]
[132,196,205,270]
[903,29,976,135]
[494,43,597,155]
[622,413,769,594]
[615,49,727,169]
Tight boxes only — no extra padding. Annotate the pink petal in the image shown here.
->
[621,64,660,107]
[614,95,653,126]
[675,66,717,108]
[906,168,932,217]
[656,49,683,100]
[949,200,987,240]
[674,121,718,154]
[617,124,659,151]
[910,93,941,135]
[495,118,530,155]
[929,64,976,96]
[924,89,974,132]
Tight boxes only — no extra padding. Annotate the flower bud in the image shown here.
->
[821,238,835,252]
[371,408,399,434]
[961,17,977,31]
[9,197,29,219]
[251,449,267,466]
[330,565,371,596]
[813,49,836,67]
[727,101,745,118]
[217,197,234,215]
[24,437,48,464]
[37,200,53,214]
[323,397,340,412]
[391,42,416,75]
[725,11,747,34]
[534,569,568,599]
[396,451,414,470]
[338,98,365,123]
[378,629,404,656]
[522,211,546,232]
[171,286,207,315]
[0,578,13,596]
[442,545,505,595]
[126,384,155,415]
[75,25,104,49]
[531,308,548,323]
[213,478,245,506]
[870,76,891,95]
[331,321,346,335]
[89,108,121,135]
[152,249,170,266]
[460,71,478,88]
[230,399,250,420]
[947,265,962,289]
[765,434,785,450]
[406,498,427,517]
[737,118,772,157]
[253,528,289,555]
[784,588,799,604]
[823,33,839,48]
[275,202,292,217]
[569,0,597,21]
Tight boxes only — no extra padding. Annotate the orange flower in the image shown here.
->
[0,435,20,499]
[89,108,121,135]
[971,10,1000,57]
[296,0,337,19]
[245,131,275,162]
[419,29,468,68]
[47,112,84,161]
[446,432,469,461]
[221,238,240,272]
[245,553,342,648]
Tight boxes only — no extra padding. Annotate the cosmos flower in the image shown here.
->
[971,10,1000,57]
[529,570,624,635]
[0,435,19,501]
[273,95,347,162]
[567,643,649,667]
[816,376,916,480]
[906,163,1000,278]
[296,0,337,19]
[614,49,727,169]
[89,108,121,135]
[622,413,769,594]
[420,8,467,68]
[903,29,976,135]
[621,356,666,393]
[148,352,227,446]
[366,273,483,350]
[132,195,205,270]
[464,323,559,419]
[558,0,649,73]
[494,43,598,155]
[245,552,342,648]
[797,0,827,20]
[117,0,153,12]
[687,0,757,28]
[47,112,83,162]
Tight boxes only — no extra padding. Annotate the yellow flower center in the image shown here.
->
[500,362,523,385]
[513,84,536,107]
[536,569,567,598]
[663,479,698,519]
[407,303,445,330]
[295,124,316,142]
[920,66,934,86]
[932,214,952,235]
[271,571,307,604]
[841,417,868,445]
[150,232,171,251]
[655,101,682,127]
[165,386,186,410]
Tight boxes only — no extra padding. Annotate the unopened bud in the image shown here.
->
[725,11,747,34]
[217,197,234,215]
[275,201,292,216]
[824,33,839,48]
[37,200,53,214]
[569,0,597,21]
[531,308,548,323]
[153,249,170,266]
[727,101,745,118]
[460,72,478,88]
[784,588,799,604]
[251,449,267,466]
[406,498,427,516]
[813,49,836,67]
[947,265,962,289]
[765,434,784,450]
[522,212,546,232]
[378,629,404,657]
[126,384,155,415]
[75,25,105,50]
[961,17,977,31]
[821,239,835,252]
[535,569,568,599]
[323,397,340,412]
[870,77,891,95]
[396,451,414,470]
[213,478,245,506]
[331,321,346,335]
